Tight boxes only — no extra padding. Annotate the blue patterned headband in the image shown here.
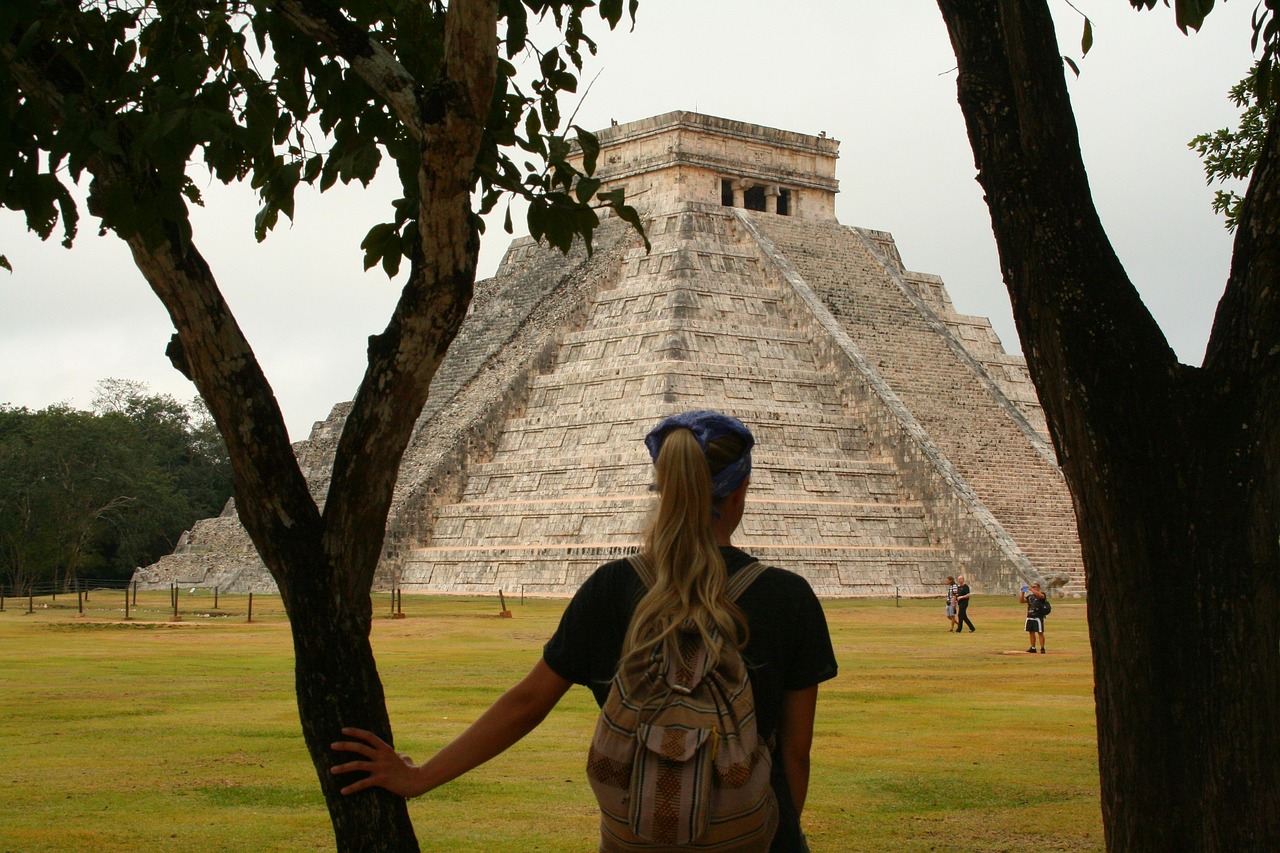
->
[644,410,754,499]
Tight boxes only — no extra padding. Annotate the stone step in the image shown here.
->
[398,543,954,597]
[562,317,811,348]
[527,360,837,391]
[460,455,904,501]
[525,364,840,410]
[489,415,871,459]
[426,496,934,550]
[615,244,766,281]
[596,275,784,310]
[525,378,846,420]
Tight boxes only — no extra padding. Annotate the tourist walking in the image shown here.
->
[330,410,838,852]
[945,575,961,631]
[955,575,975,632]
[1020,581,1049,653]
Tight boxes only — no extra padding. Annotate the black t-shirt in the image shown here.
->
[543,545,838,741]
[543,546,838,851]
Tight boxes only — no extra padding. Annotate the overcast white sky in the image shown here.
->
[0,0,1257,440]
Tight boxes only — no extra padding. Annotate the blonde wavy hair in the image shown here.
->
[621,428,751,668]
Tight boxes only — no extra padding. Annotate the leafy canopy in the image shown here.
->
[0,0,645,274]
[0,380,232,592]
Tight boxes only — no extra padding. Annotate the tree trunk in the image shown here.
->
[288,563,419,852]
[6,2,500,848]
[935,1,1280,849]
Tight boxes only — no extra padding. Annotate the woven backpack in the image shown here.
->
[586,555,778,852]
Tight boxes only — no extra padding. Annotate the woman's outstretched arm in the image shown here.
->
[330,658,573,798]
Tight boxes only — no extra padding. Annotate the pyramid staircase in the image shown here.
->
[400,205,965,596]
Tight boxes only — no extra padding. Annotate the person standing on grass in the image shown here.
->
[954,575,975,632]
[1020,581,1048,654]
[329,410,838,852]
[945,575,960,632]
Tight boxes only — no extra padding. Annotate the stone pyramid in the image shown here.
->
[139,112,1083,598]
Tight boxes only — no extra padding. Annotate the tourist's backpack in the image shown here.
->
[1039,596,1052,616]
[586,555,778,852]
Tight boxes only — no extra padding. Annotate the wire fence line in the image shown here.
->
[0,581,302,623]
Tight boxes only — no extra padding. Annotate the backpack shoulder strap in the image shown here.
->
[725,561,770,601]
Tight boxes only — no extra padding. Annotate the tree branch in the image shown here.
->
[121,221,322,598]
[1206,111,1280,382]
[936,0,1182,450]
[318,0,499,594]
[272,0,427,140]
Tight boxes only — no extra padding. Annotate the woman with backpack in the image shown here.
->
[330,410,839,852]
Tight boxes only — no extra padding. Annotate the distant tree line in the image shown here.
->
[0,379,232,594]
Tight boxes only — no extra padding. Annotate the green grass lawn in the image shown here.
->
[0,591,1102,852]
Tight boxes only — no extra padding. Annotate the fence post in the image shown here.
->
[247,592,253,623]
[214,586,219,609]
[124,585,131,621]
[78,587,83,616]
[132,581,137,607]
[28,588,34,613]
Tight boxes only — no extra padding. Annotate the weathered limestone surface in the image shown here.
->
[138,113,1084,598]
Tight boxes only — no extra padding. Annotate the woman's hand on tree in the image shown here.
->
[330,727,427,798]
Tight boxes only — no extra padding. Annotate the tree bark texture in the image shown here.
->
[935,2,1280,850]
[116,1,499,848]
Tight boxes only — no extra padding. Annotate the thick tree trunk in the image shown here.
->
[9,1,499,850]
[935,1,1280,849]
[121,227,422,849]
[116,2,499,847]
[289,566,419,851]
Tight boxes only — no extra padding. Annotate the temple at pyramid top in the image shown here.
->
[139,112,1085,600]
[572,111,840,220]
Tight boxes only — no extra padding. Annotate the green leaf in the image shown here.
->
[253,205,278,243]
[1174,0,1215,34]
[575,126,600,175]
[1081,19,1094,56]
[380,231,403,277]
[0,255,11,273]
[361,222,395,252]
[1063,56,1081,77]
[575,176,601,204]
[600,0,623,27]
[504,1,528,58]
